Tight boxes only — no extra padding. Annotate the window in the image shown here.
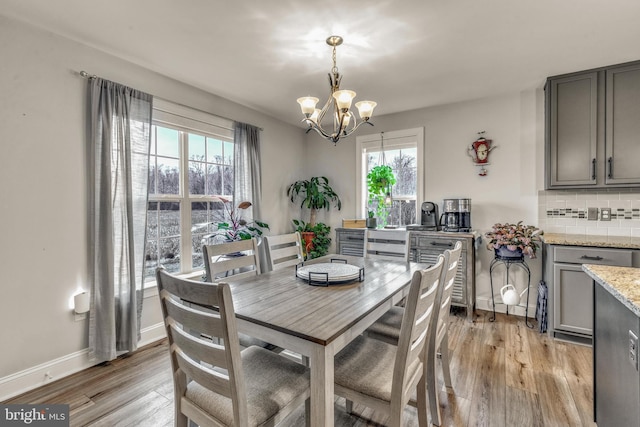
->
[145,99,234,281]
[356,128,424,226]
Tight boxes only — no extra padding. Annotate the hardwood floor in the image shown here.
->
[4,310,595,426]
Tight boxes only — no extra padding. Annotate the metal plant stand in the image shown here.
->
[489,253,534,328]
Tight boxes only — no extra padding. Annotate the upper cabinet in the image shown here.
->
[546,61,640,189]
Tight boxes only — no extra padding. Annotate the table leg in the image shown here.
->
[309,343,334,427]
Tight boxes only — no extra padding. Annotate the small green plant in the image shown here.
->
[367,210,375,218]
[204,199,269,243]
[367,165,396,227]
[292,219,331,259]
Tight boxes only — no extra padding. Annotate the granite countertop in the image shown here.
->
[583,264,640,316]
[543,232,640,249]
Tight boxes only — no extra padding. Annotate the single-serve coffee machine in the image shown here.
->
[440,198,472,232]
[420,201,440,230]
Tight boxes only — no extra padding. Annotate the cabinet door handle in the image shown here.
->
[608,157,613,179]
[430,241,454,247]
[591,158,597,180]
[580,255,603,261]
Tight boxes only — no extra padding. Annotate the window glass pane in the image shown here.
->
[223,165,234,196]
[145,201,180,279]
[191,201,212,270]
[223,141,234,165]
[206,164,223,196]
[189,134,205,160]
[156,127,179,158]
[157,157,180,194]
[390,148,417,197]
[148,159,157,195]
[189,161,206,195]
[207,138,223,163]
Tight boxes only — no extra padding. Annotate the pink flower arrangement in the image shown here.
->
[485,221,542,258]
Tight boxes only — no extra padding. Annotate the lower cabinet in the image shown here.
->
[335,228,476,321]
[545,244,635,344]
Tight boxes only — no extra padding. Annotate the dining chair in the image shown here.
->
[202,238,274,350]
[363,241,463,426]
[264,232,304,271]
[202,238,262,282]
[363,229,410,262]
[333,255,445,427]
[156,267,310,427]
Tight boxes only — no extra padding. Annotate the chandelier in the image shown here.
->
[297,35,377,145]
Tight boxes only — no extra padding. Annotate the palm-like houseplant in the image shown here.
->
[287,176,341,258]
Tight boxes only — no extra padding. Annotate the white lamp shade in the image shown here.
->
[332,90,356,110]
[309,108,321,123]
[342,112,352,127]
[297,97,319,115]
[74,291,90,314]
[356,100,377,119]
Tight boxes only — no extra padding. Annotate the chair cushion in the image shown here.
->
[364,306,403,345]
[185,346,310,426]
[334,335,420,403]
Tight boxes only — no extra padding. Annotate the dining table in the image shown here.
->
[223,254,430,427]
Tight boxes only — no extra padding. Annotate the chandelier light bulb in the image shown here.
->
[297,97,319,116]
[332,90,356,111]
[356,100,377,120]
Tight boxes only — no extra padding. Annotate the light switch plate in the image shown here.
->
[587,207,598,220]
[601,207,612,221]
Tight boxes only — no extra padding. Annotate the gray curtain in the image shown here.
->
[233,122,262,220]
[88,78,152,362]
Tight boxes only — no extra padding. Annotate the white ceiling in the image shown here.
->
[3,0,640,127]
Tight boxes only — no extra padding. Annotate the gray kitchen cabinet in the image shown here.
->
[545,60,640,189]
[335,228,365,256]
[545,244,635,344]
[594,282,640,426]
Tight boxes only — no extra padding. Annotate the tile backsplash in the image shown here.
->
[538,189,640,237]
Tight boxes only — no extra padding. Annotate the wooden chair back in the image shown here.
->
[434,241,463,346]
[391,254,444,417]
[155,267,249,425]
[264,232,303,271]
[202,238,261,282]
[364,229,410,262]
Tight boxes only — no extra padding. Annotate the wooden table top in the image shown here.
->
[225,255,430,346]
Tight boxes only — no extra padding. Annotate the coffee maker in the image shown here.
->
[420,201,440,230]
[440,198,472,232]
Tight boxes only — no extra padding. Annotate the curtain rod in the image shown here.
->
[78,70,263,131]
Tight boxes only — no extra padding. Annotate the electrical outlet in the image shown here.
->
[630,330,638,370]
[587,207,598,220]
[601,207,612,221]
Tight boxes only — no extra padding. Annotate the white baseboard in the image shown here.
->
[0,322,166,402]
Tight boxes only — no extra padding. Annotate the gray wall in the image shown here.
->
[0,15,305,392]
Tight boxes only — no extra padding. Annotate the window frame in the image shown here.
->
[146,99,234,282]
[355,127,425,221]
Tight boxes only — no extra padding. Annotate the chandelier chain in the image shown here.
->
[331,45,338,75]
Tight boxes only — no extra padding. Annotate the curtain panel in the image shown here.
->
[88,78,152,362]
[233,122,262,220]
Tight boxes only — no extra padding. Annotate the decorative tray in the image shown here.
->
[295,259,365,286]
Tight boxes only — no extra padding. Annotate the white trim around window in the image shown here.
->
[355,127,425,219]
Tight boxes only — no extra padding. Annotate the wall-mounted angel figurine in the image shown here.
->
[467,131,496,175]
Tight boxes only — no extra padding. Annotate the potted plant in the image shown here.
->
[484,221,543,259]
[287,176,342,254]
[367,165,396,227]
[292,219,332,259]
[203,198,269,244]
[366,210,377,229]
